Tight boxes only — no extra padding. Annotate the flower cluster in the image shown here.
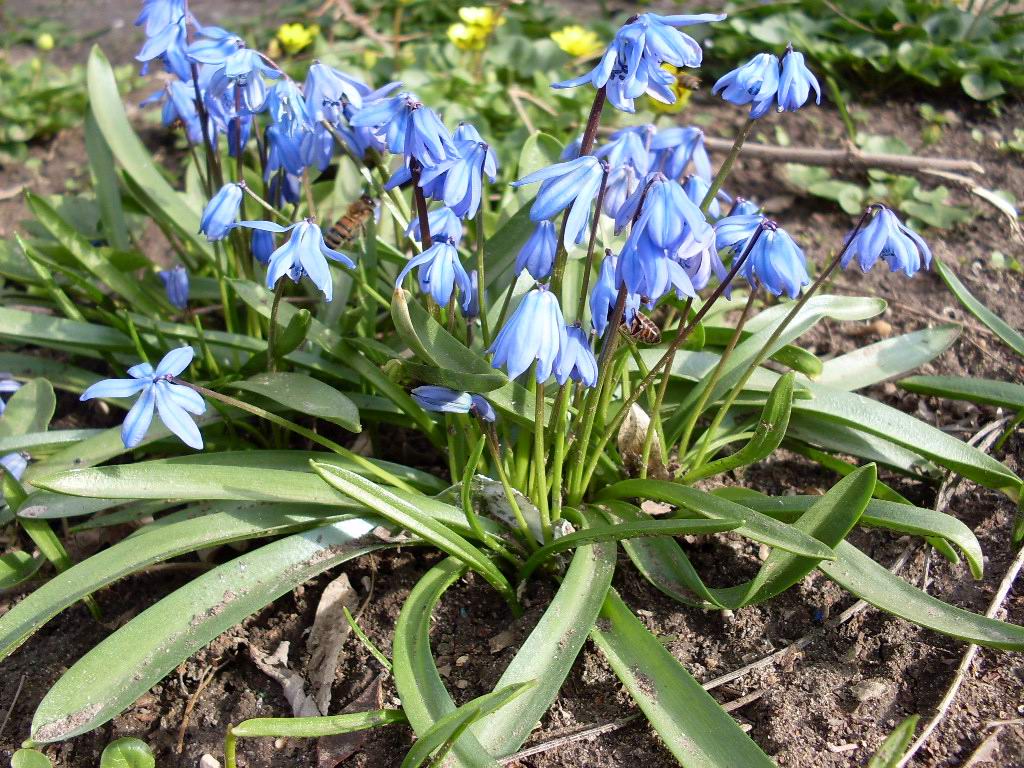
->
[714,46,821,118]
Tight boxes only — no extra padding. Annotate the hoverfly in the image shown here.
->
[323,194,377,250]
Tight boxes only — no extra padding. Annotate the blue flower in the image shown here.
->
[553,13,724,112]
[489,285,568,382]
[590,251,642,337]
[555,325,598,387]
[251,229,275,264]
[615,173,712,252]
[304,61,368,121]
[236,219,356,301]
[728,197,761,217]
[136,14,191,81]
[470,394,496,422]
[266,79,309,125]
[713,53,780,119]
[350,92,456,166]
[142,80,209,145]
[135,0,186,37]
[842,206,932,277]
[410,386,495,421]
[418,135,498,219]
[595,125,653,173]
[515,220,557,280]
[186,25,245,67]
[466,270,480,319]
[200,182,244,241]
[777,48,821,112]
[603,164,640,220]
[682,174,721,219]
[560,135,583,161]
[406,207,463,242]
[0,452,27,481]
[80,347,206,450]
[158,266,189,309]
[395,235,473,313]
[512,156,605,248]
[715,213,765,256]
[741,221,809,298]
[650,126,711,181]
[0,377,21,416]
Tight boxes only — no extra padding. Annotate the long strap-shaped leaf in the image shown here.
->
[934,257,1024,358]
[591,590,777,768]
[0,503,363,662]
[31,519,390,742]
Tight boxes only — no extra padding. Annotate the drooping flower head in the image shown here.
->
[411,386,495,421]
[650,126,711,181]
[740,220,810,298]
[236,219,356,301]
[713,53,780,119]
[715,213,766,257]
[603,164,640,220]
[350,92,456,166]
[188,29,281,112]
[515,220,557,281]
[489,285,568,382]
[200,182,245,241]
[682,174,721,219]
[842,205,932,277]
[158,266,189,309]
[304,61,368,122]
[406,207,464,242]
[80,347,207,450]
[595,125,653,173]
[395,235,474,313]
[590,251,641,337]
[512,156,606,248]
[728,197,762,217]
[555,325,598,387]
[135,2,191,80]
[777,47,821,113]
[417,123,499,219]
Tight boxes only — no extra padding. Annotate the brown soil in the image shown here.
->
[2,2,1024,767]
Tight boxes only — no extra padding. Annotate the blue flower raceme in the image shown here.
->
[713,53,780,119]
[136,9,191,80]
[489,286,568,382]
[200,182,244,241]
[741,221,810,298]
[406,207,463,242]
[555,325,598,387]
[0,452,27,481]
[553,13,725,112]
[512,156,605,248]
[651,126,711,181]
[236,219,356,301]
[0,377,21,416]
[80,347,207,450]
[515,220,557,280]
[411,386,495,421]
[842,206,932,277]
[777,48,821,112]
[395,235,473,313]
[158,266,190,309]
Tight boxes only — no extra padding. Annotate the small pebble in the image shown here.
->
[758,544,770,561]
[455,679,470,690]
[851,678,889,702]
[455,654,469,666]
[199,756,220,768]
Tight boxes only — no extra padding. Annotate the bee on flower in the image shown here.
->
[550,25,604,59]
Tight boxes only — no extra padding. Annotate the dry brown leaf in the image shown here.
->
[308,573,359,715]
[249,641,320,717]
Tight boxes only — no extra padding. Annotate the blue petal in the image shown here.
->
[121,384,156,448]
[80,378,148,401]
[154,382,204,449]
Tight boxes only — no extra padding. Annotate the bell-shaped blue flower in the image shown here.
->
[713,53,780,119]
[200,182,244,241]
[512,156,605,249]
[395,235,473,313]
[715,213,765,256]
[650,126,711,181]
[595,125,653,173]
[0,452,27,481]
[350,92,456,166]
[682,174,721,219]
[514,220,557,280]
[236,219,356,301]
[603,164,639,220]
[266,79,309,126]
[304,61,368,122]
[0,377,21,416]
[555,325,598,387]
[406,207,463,242]
[252,229,275,264]
[135,0,186,37]
[590,252,642,337]
[741,221,809,298]
[842,206,931,277]
[80,347,207,450]
[728,197,761,217]
[489,285,568,382]
[418,137,498,219]
[158,266,189,309]
[136,13,191,81]
[777,48,821,112]
[615,173,712,253]
[410,386,495,421]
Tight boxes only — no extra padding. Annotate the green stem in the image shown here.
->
[485,426,537,549]
[548,385,572,523]
[475,202,490,345]
[175,380,418,494]
[242,184,291,223]
[224,729,238,768]
[266,278,286,373]
[700,117,755,215]
[639,298,692,479]
[533,377,552,543]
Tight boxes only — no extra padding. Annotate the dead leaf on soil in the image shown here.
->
[248,641,320,717]
[308,573,359,715]
[317,674,386,768]
[617,403,669,480]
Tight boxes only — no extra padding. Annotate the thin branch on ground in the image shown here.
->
[176,664,219,753]
[0,673,26,740]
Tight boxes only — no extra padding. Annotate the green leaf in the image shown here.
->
[685,372,795,482]
[597,480,835,559]
[231,708,406,739]
[25,192,164,315]
[795,383,1020,496]
[471,525,616,755]
[233,372,361,432]
[0,429,103,457]
[99,738,155,768]
[868,715,919,768]
[0,551,43,589]
[312,462,517,610]
[11,749,52,768]
[704,326,821,377]
[393,559,496,768]
[900,375,1024,412]
[0,352,102,395]
[0,379,55,439]
[592,590,776,768]
[0,307,131,353]
[86,46,210,258]
[961,71,1004,100]
[819,541,1024,650]
[31,520,390,742]
[0,502,361,661]
[935,258,1024,358]
[816,325,960,391]
[84,110,130,252]
[484,201,536,293]
[402,683,533,768]
[392,361,508,394]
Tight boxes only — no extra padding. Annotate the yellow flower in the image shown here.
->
[649,63,695,114]
[550,25,604,58]
[447,22,487,51]
[275,22,319,56]
[35,33,55,52]
[458,7,504,31]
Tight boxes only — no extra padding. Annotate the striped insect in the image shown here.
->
[323,194,377,250]
[620,311,662,344]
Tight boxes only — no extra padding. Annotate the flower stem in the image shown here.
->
[175,379,417,494]
[266,278,286,373]
[533,377,552,543]
[409,159,431,250]
[572,167,611,323]
[700,117,755,215]
[484,425,537,550]
[475,201,490,346]
[548,385,572,523]
[242,185,291,223]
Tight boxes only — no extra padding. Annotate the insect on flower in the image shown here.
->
[323,194,378,251]
[620,311,662,344]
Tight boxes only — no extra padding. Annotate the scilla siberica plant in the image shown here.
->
[1,3,1022,767]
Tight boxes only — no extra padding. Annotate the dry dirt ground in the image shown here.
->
[1,1,1024,767]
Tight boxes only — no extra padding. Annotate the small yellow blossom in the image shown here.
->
[35,33,55,51]
[649,63,694,114]
[550,25,604,58]
[458,7,504,30]
[447,22,487,51]
[275,22,319,56]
